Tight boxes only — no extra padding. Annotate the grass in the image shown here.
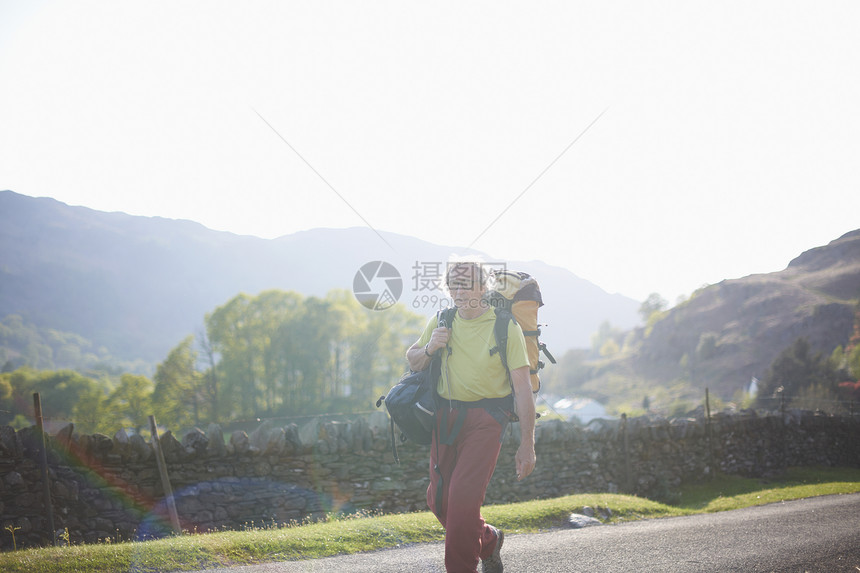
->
[2,466,859,573]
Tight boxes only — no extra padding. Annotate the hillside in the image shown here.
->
[0,190,640,367]
[625,229,860,400]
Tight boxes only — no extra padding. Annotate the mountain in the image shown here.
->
[627,229,860,399]
[0,190,641,366]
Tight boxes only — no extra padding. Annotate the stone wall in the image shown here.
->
[1,410,858,550]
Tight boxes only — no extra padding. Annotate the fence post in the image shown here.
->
[149,415,182,535]
[33,393,57,546]
[621,413,632,493]
[705,388,714,479]
[779,387,786,419]
[777,387,788,469]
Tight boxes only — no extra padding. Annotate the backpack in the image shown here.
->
[378,368,437,447]
[486,270,556,393]
[376,310,450,463]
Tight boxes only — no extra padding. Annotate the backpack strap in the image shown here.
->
[539,341,557,366]
[440,307,458,330]
[432,307,455,518]
[490,308,542,423]
[489,308,513,378]
[390,417,400,464]
[437,406,468,445]
[489,307,518,422]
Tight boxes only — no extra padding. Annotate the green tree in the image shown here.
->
[846,345,860,381]
[203,288,425,422]
[590,321,624,357]
[639,293,668,322]
[831,307,860,380]
[790,382,843,413]
[0,367,100,427]
[197,326,220,423]
[696,332,719,361]
[206,293,268,419]
[0,373,13,422]
[757,337,841,408]
[153,336,204,431]
[341,292,422,409]
[599,338,620,357]
[0,374,10,401]
[273,294,350,415]
[205,288,424,420]
[107,374,153,434]
[34,369,96,420]
[72,381,113,435]
[208,290,314,419]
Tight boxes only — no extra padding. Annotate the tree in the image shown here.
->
[206,293,270,419]
[833,307,860,380]
[205,288,424,421]
[0,367,101,428]
[339,292,422,409]
[599,338,620,357]
[0,314,115,371]
[0,373,12,421]
[590,321,624,357]
[639,293,668,323]
[196,326,220,423]
[830,306,860,406]
[153,336,204,431]
[696,332,719,361]
[269,293,350,415]
[757,338,841,408]
[71,382,113,435]
[107,374,153,434]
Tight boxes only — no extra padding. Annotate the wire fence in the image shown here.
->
[754,396,858,417]
[0,404,385,439]
[3,389,857,440]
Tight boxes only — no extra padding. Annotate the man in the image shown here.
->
[407,261,536,573]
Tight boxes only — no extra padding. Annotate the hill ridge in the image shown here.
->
[625,230,860,398]
[0,190,640,366]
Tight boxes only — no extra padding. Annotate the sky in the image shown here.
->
[1,1,858,304]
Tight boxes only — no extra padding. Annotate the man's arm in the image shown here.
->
[406,326,450,372]
[510,365,536,481]
[406,341,432,372]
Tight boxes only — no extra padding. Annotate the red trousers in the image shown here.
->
[427,406,504,573]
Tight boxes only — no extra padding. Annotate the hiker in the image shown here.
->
[406,261,536,573]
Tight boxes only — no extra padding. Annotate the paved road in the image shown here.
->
[199,493,860,572]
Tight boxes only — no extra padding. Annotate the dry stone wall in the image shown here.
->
[1,410,858,550]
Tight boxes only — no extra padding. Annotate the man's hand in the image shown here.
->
[510,365,536,481]
[515,442,536,481]
[406,326,451,372]
[427,326,450,355]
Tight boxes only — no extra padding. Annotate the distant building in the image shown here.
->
[538,394,610,424]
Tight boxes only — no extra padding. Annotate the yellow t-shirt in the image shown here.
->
[417,308,529,402]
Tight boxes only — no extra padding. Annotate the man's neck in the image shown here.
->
[457,304,490,320]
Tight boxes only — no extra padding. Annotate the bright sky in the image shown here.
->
[1,1,858,304]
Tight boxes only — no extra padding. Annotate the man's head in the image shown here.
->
[444,261,492,310]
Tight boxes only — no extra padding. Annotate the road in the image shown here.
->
[198,493,860,572]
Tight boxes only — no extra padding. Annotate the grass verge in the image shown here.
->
[2,466,858,573]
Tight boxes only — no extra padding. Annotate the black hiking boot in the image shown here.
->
[482,526,504,573]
